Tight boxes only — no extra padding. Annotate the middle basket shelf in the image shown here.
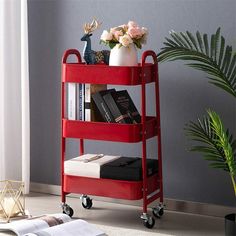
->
[62,116,158,142]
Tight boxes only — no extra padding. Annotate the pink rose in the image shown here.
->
[118,24,128,31]
[113,30,124,41]
[128,27,143,39]
[110,27,117,33]
[127,21,138,28]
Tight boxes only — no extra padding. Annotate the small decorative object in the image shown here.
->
[100,21,148,66]
[81,19,110,65]
[0,180,25,222]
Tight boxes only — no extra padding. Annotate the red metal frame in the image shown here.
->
[61,49,163,215]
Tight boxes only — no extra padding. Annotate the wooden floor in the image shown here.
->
[22,192,225,236]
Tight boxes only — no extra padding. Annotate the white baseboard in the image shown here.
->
[30,182,236,218]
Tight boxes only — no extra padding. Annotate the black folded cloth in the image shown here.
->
[100,157,158,181]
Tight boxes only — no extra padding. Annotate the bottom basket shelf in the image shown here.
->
[63,173,159,200]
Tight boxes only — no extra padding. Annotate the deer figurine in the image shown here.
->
[81,19,110,65]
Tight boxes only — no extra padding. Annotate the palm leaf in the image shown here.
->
[196,31,204,53]
[218,36,225,67]
[157,28,236,98]
[185,110,236,176]
[203,34,209,57]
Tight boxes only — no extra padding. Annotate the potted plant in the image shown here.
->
[157,28,236,235]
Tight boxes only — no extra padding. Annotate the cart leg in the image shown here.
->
[61,136,66,203]
[61,192,66,203]
[80,139,84,155]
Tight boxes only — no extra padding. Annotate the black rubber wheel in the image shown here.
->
[63,205,74,217]
[82,197,93,209]
[153,207,164,218]
[143,216,155,229]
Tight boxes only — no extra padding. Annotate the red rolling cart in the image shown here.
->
[61,49,164,228]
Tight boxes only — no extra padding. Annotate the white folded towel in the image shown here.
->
[64,154,120,178]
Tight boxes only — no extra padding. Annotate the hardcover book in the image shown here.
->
[103,92,133,124]
[104,90,141,124]
[84,84,107,121]
[91,89,116,123]
[100,156,158,181]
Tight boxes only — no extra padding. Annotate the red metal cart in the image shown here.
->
[61,49,164,228]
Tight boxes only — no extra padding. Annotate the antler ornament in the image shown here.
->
[83,19,102,34]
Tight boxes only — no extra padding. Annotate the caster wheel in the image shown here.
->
[81,196,93,209]
[153,204,164,218]
[62,204,74,217]
[143,216,155,229]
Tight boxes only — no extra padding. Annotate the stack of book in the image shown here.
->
[67,84,141,124]
[92,89,141,124]
[67,83,107,121]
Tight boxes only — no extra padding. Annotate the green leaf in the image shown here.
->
[170,31,188,48]
[222,46,232,74]
[187,31,199,51]
[157,28,236,98]
[203,34,209,56]
[196,31,204,53]
[180,32,193,49]
[108,42,117,49]
[210,34,215,59]
[185,110,236,176]
[218,36,225,67]
[227,53,236,78]
[134,40,142,49]
[214,27,221,61]
[164,37,179,47]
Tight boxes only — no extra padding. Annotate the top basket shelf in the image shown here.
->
[61,49,158,85]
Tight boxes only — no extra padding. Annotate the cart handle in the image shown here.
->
[62,49,82,63]
[141,50,157,65]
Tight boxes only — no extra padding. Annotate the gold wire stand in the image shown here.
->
[0,180,25,222]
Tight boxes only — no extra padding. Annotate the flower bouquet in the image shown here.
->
[100,21,148,66]
[100,21,148,49]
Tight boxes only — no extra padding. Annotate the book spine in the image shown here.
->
[92,91,115,123]
[68,83,76,120]
[79,84,84,121]
[85,84,107,122]
[103,93,133,124]
[76,84,80,120]
[84,84,91,121]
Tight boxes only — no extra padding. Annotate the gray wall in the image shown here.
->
[28,0,236,207]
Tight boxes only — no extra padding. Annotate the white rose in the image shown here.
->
[100,30,113,41]
[141,27,148,36]
[119,35,133,47]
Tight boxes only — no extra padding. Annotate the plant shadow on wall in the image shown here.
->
[157,28,236,235]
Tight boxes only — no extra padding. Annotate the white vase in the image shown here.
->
[109,43,138,66]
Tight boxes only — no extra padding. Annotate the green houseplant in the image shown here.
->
[157,28,236,235]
